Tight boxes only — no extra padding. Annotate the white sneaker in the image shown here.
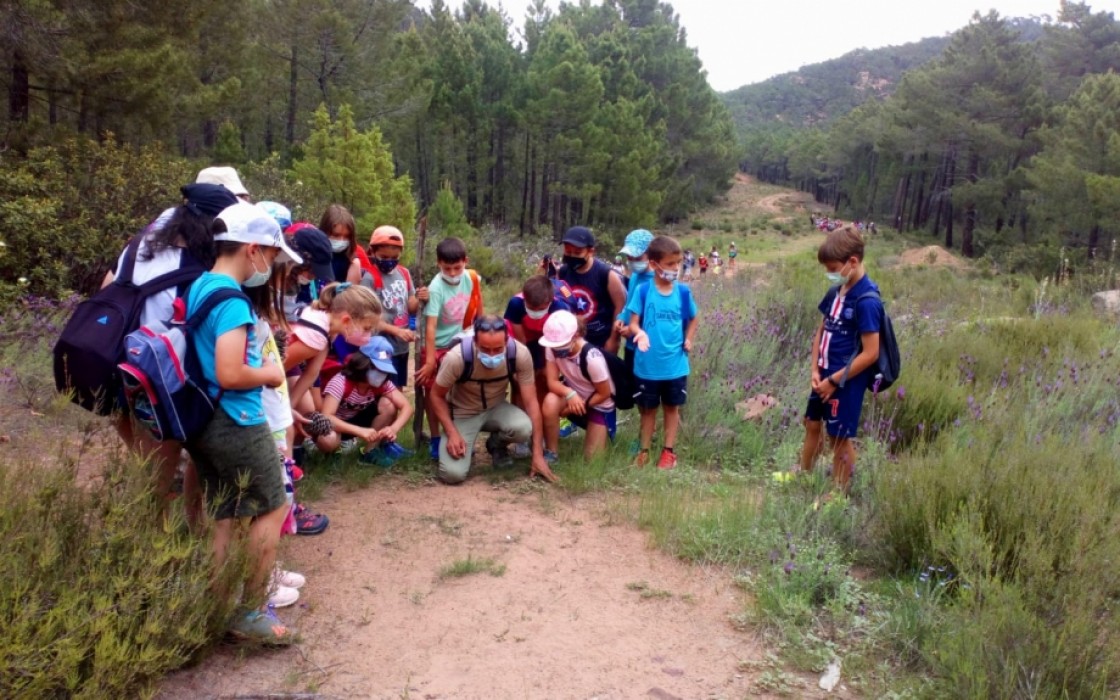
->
[273,568,306,589]
[269,584,300,608]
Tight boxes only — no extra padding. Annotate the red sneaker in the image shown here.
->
[657,449,677,470]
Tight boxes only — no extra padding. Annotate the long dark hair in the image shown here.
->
[142,205,217,269]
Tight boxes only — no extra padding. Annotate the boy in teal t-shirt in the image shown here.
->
[627,235,699,470]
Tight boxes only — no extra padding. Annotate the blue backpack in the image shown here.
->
[118,288,248,442]
[836,288,901,393]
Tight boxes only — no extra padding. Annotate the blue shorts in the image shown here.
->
[805,373,870,438]
[569,408,617,440]
[635,376,688,409]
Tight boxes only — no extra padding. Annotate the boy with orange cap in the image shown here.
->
[359,225,428,388]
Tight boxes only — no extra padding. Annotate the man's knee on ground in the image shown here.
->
[437,458,470,485]
[501,409,533,443]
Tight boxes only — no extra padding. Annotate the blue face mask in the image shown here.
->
[553,346,573,359]
[375,257,399,274]
[629,260,649,274]
[479,352,506,370]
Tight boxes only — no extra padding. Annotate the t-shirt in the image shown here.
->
[113,208,203,328]
[816,275,883,374]
[257,319,293,434]
[187,272,265,426]
[331,252,352,284]
[559,259,616,347]
[362,266,415,355]
[436,341,534,418]
[617,269,655,350]
[323,373,397,421]
[545,345,615,412]
[425,273,476,349]
[626,282,697,381]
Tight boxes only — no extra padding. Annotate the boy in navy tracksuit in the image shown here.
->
[799,226,883,493]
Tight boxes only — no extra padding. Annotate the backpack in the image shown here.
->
[117,287,250,442]
[577,343,638,411]
[837,289,901,393]
[53,236,205,415]
[461,270,483,330]
[636,283,694,335]
[453,335,519,414]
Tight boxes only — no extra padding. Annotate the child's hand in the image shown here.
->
[567,395,587,416]
[684,338,692,353]
[362,428,382,444]
[810,372,822,393]
[415,361,436,384]
[416,286,430,303]
[614,320,631,338]
[394,327,417,343]
[262,359,286,388]
[817,376,837,401]
[635,331,650,352]
[378,427,398,444]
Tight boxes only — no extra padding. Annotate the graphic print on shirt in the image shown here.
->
[569,286,597,320]
[817,292,846,369]
[378,277,410,326]
[440,292,470,327]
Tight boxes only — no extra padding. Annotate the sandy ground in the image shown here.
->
[158,478,766,700]
[898,245,970,269]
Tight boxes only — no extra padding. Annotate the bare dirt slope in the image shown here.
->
[159,478,764,699]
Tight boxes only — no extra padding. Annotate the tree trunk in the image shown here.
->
[944,150,956,249]
[1088,225,1101,260]
[961,149,980,258]
[9,50,30,122]
[287,45,299,146]
[519,134,531,235]
[415,122,430,208]
[538,159,550,229]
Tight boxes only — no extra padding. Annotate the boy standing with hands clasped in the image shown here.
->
[799,226,882,494]
[628,236,698,469]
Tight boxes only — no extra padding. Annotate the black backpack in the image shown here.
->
[53,236,204,415]
[838,289,901,393]
[577,343,638,411]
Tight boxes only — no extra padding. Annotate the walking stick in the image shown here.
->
[411,214,428,448]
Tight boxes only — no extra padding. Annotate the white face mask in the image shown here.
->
[525,306,549,320]
[244,250,272,288]
[330,239,349,254]
[441,273,462,285]
[366,369,388,386]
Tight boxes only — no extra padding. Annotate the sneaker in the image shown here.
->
[486,434,514,468]
[294,504,329,535]
[339,438,358,454]
[359,446,395,468]
[558,418,578,438]
[268,584,300,608]
[230,605,296,645]
[508,442,532,460]
[381,441,413,460]
[657,449,678,470]
[543,449,559,465]
[634,449,650,468]
[627,439,641,457]
[429,437,441,461]
[273,568,306,589]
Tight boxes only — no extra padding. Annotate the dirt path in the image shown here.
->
[159,479,763,699]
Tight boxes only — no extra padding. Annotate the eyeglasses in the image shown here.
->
[474,319,507,333]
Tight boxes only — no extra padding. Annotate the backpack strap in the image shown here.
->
[578,342,594,383]
[454,336,518,412]
[186,288,251,330]
[838,289,882,388]
[115,235,146,286]
[462,270,483,329]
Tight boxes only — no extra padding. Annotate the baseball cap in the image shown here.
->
[360,336,397,374]
[538,310,578,349]
[561,226,595,249]
[369,225,405,248]
[289,226,335,282]
[257,201,292,229]
[195,167,249,197]
[214,202,302,264]
[179,183,238,218]
[619,229,654,258]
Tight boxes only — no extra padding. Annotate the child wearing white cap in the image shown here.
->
[183,201,302,644]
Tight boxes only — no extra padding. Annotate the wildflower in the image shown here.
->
[896,386,906,400]
[783,561,795,575]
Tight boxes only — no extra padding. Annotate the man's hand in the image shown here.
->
[416,286,430,303]
[567,394,587,416]
[530,456,558,483]
[445,430,467,459]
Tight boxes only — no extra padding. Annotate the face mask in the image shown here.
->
[656,268,679,282]
[552,346,573,359]
[525,306,549,320]
[479,352,506,370]
[343,325,372,347]
[441,273,462,285]
[629,261,649,274]
[244,250,272,288]
[330,239,349,254]
[826,263,852,285]
[562,254,587,269]
[375,258,399,274]
[366,369,388,386]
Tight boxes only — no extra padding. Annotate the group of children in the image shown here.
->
[90,165,885,646]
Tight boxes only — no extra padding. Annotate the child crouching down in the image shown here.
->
[318,336,413,465]
[539,311,616,463]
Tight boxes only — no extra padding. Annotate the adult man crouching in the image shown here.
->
[428,314,558,484]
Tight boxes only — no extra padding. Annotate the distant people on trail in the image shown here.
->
[797,226,884,496]
[728,242,738,269]
[709,247,721,273]
[698,253,709,274]
[557,226,627,353]
[682,249,695,281]
[627,235,699,469]
[427,314,557,485]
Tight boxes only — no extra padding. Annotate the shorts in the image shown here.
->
[418,345,453,390]
[186,409,287,521]
[804,372,870,438]
[342,400,381,429]
[391,352,409,389]
[635,376,688,409]
[569,408,617,440]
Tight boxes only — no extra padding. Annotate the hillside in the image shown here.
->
[721,16,1046,133]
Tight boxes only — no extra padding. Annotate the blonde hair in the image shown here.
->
[314,282,382,320]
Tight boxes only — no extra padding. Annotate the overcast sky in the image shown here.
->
[420,0,1120,91]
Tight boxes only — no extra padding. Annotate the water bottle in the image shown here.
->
[408,314,417,331]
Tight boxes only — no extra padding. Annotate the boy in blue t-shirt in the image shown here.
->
[186,202,303,644]
[627,235,699,470]
[799,226,883,493]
